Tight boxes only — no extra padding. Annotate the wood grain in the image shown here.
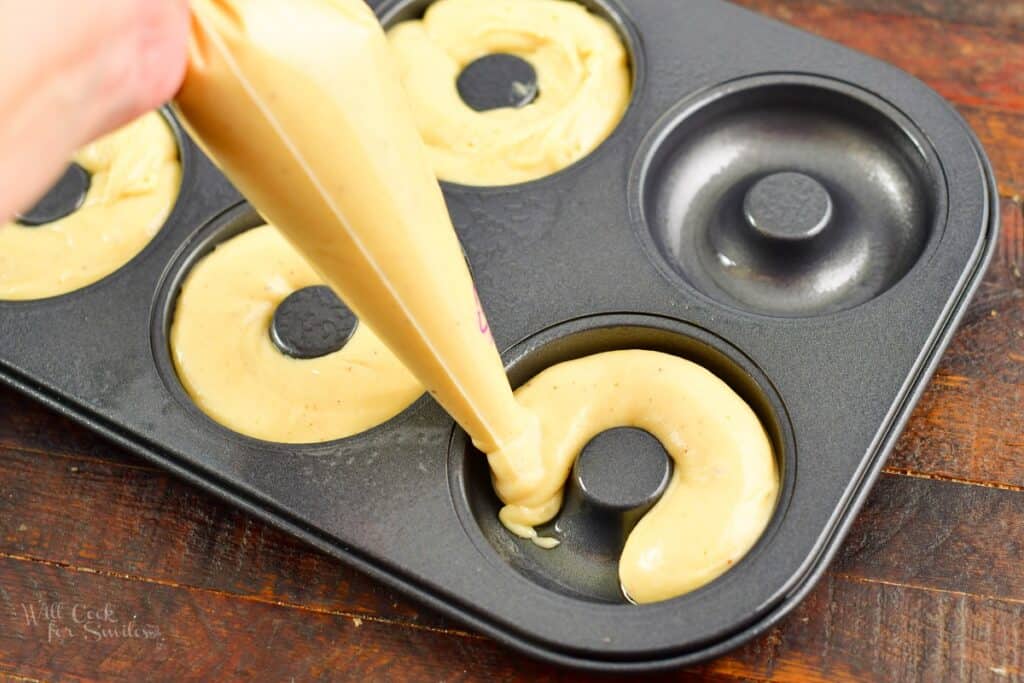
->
[735,0,1024,111]
[732,0,1024,197]
[0,514,1022,682]
[1,428,1023,680]
[765,0,1024,30]
[0,445,449,631]
[958,108,1024,200]
[0,0,1021,680]
[888,198,1024,486]
[6,439,1020,629]
[700,573,1024,682]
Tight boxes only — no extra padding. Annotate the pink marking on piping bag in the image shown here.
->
[474,288,492,337]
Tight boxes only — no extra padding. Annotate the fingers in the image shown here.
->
[0,0,189,222]
[99,0,191,134]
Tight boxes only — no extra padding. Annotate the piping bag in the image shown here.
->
[174,0,550,533]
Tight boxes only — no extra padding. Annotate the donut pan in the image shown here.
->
[0,0,998,672]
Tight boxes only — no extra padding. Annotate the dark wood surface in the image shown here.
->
[1,1,1022,680]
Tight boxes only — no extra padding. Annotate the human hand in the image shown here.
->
[0,0,190,223]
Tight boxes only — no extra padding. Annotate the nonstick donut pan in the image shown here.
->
[0,0,998,672]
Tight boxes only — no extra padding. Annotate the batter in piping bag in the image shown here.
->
[175,0,777,603]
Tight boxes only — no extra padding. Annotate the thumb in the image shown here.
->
[0,0,190,222]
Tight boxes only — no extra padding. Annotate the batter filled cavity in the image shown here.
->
[387,0,632,186]
[176,0,769,606]
[170,225,423,444]
[0,112,181,300]
[491,350,779,603]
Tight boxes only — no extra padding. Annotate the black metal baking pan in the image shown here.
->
[0,0,998,672]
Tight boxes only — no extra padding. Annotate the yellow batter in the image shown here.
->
[176,0,777,603]
[177,0,535,458]
[503,350,778,603]
[387,0,631,186]
[171,224,423,443]
[0,112,180,300]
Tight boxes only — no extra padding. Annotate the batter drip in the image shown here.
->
[503,350,778,604]
[171,224,423,443]
[176,0,777,603]
[0,112,180,300]
[387,0,631,186]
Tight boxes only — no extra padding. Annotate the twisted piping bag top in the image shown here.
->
[175,0,543,482]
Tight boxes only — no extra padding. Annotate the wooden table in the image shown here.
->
[1,1,1021,680]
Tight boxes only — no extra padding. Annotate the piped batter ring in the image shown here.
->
[155,203,423,444]
[381,0,639,186]
[449,314,794,604]
[0,110,183,301]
